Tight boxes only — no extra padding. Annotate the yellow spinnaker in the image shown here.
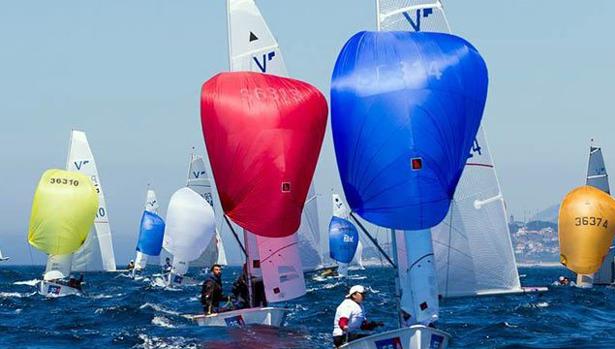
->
[28,169,99,256]
[559,185,615,274]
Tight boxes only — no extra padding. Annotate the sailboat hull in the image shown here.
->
[37,280,82,298]
[187,307,287,327]
[339,325,450,349]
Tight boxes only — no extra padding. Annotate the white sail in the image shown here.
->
[0,248,7,261]
[145,188,159,214]
[228,0,287,75]
[227,0,321,272]
[251,230,307,303]
[187,154,228,268]
[587,143,613,284]
[586,144,610,194]
[163,188,216,283]
[66,130,117,272]
[349,240,366,270]
[45,254,73,278]
[377,0,521,298]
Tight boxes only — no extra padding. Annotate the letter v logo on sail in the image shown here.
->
[74,160,90,170]
[253,51,276,73]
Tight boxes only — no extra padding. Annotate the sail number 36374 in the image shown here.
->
[574,216,608,228]
[49,178,79,186]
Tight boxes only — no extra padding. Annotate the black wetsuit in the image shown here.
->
[201,273,225,313]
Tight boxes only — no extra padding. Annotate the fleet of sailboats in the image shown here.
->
[0,1,577,347]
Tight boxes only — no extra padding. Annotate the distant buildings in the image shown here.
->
[510,221,560,263]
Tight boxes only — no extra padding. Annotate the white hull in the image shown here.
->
[37,280,82,298]
[0,257,9,262]
[340,326,450,349]
[187,307,287,327]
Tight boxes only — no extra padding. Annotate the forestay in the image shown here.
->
[66,130,117,272]
[377,0,521,297]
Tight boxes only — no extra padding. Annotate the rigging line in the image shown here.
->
[350,212,396,268]
[224,215,247,258]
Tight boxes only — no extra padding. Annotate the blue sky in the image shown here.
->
[1,1,614,264]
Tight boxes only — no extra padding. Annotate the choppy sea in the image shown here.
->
[1,265,614,348]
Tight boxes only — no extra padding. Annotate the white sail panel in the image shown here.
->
[66,130,116,272]
[297,188,323,271]
[145,188,159,214]
[432,130,521,297]
[377,0,450,32]
[378,1,521,297]
[586,145,610,194]
[254,232,306,303]
[228,0,287,76]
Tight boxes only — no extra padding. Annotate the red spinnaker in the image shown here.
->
[200,72,327,238]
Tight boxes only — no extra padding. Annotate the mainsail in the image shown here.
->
[227,0,324,271]
[200,71,327,302]
[586,142,613,284]
[187,154,228,267]
[66,130,117,272]
[29,169,99,277]
[377,0,521,297]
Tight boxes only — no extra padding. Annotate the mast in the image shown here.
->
[390,229,402,327]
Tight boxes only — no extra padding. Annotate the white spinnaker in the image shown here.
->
[586,145,610,194]
[187,155,228,267]
[163,188,216,278]
[377,0,521,297]
[227,0,316,282]
[65,130,117,272]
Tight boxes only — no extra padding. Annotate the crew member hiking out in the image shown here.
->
[332,285,382,347]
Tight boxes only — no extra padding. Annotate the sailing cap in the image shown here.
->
[346,285,366,298]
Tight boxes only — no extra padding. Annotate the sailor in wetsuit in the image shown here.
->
[201,264,227,314]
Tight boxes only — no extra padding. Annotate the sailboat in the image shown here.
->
[28,169,99,297]
[193,70,327,327]
[225,0,325,275]
[186,153,228,270]
[559,185,615,288]
[0,248,9,262]
[331,25,489,348]
[66,130,117,272]
[329,194,359,277]
[160,187,216,287]
[375,0,530,299]
[582,141,614,286]
[131,187,165,278]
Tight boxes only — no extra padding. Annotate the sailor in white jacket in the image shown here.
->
[332,285,382,347]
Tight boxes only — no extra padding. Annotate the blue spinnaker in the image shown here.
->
[331,31,488,230]
[136,211,165,256]
[329,216,359,264]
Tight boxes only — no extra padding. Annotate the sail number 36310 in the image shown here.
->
[49,178,79,186]
[574,216,608,228]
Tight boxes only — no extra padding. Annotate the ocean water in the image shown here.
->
[0,265,613,348]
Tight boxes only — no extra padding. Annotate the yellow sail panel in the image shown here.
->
[28,169,99,255]
[559,185,615,274]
